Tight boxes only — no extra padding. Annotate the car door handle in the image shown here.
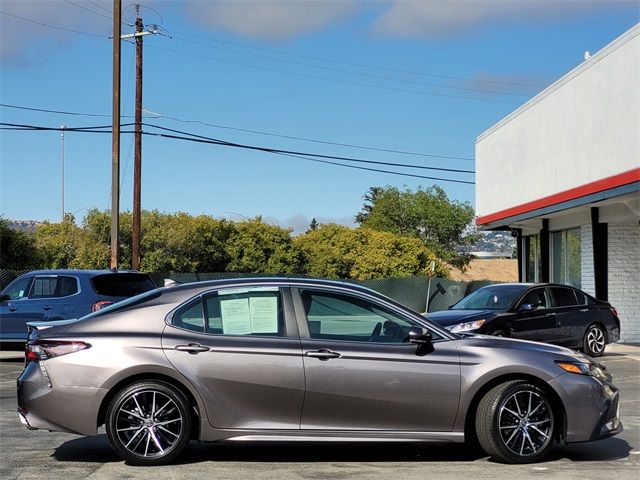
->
[305,349,341,360]
[546,312,557,316]
[42,306,52,311]
[9,307,17,312]
[175,344,209,354]
[580,309,589,313]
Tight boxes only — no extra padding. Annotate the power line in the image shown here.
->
[142,129,475,185]
[169,35,531,98]
[0,122,474,184]
[142,109,474,161]
[169,30,545,88]
[0,102,115,118]
[62,0,112,21]
[0,10,107,37]
[142,123,475,174]
[143,43,520,105]
[0,102,474,161]
[86,0,111,14]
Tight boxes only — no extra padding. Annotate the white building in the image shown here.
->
[476,24,640,343]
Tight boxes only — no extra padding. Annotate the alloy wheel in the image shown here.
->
[586,326,606,356]
[114,389,184,458]
[498,390,553,457]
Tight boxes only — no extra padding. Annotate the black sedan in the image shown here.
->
[426,283,620,356]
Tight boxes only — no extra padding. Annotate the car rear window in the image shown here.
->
[90,273,156,297]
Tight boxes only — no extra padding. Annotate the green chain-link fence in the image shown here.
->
[0,270,499,313]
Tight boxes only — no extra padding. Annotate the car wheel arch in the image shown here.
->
[462,373,567,445]
[97,372,203,440]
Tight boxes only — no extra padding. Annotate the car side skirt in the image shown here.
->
[198,429,465,443]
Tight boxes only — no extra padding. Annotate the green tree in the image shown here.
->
[0,217,40,270]
[225,218,302,274]
[308,217,319,232]
[356,185,478,268]
[34,214,83,269]
[295,224,448,280]
[141,212,236,272]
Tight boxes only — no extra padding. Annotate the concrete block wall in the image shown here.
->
[608,224,640,344]
[581,224,595,297]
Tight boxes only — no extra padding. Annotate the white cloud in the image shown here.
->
[0,0,115,64]
[372,0,636,39]
[185,0,362,40]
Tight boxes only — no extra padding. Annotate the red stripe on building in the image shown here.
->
[476,167,640,225]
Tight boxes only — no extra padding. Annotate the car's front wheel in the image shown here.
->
[476,380,555,464]
[105,381,192,465]
[583,324,607,357]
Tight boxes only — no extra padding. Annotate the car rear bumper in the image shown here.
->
[17,360,107,436]
[548,372,622,443]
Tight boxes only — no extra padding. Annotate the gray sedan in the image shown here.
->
[17,278,622,465]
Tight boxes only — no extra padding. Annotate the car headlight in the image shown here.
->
[447,319,486,333]
[555,361,608,379]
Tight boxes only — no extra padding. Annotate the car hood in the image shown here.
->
[426,309,499,327]
[460,334,593,362]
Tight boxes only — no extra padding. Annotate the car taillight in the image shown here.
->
[610,307,619,318]
[92,300,113,312]
[25,340,90,364]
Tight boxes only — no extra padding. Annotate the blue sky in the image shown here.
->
[1,1,638,233]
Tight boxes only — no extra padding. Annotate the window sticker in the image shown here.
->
[220,297,252,335]
[249,296,278,333]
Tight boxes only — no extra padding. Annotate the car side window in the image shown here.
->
[203,288,285,337]
[551,287,578,307]
[1,276,32,300]
[520,288,550,310]
[29,276,78,299]
[172,299,205,332]
[171,288,286,337]
[300,289,434,343]
[574,291,588,306]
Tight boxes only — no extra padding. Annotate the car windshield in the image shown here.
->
[452,285,528,310]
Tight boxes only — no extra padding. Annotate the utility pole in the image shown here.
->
[111,0,122,269]
[60,125,66,223]
[132,4,143,270]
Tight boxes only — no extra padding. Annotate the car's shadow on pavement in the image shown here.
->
[52,434,633,465]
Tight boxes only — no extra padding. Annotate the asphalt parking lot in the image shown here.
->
[1,344,638,480]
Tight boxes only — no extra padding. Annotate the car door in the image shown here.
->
[511,287,560,343]
[293,286,460,432]
[0,275,33,341]
[162,285,305,430]
[21,275,60,324]
[549,287,589,347]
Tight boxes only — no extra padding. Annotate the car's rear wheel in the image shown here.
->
[476,380,555,464]
[583,324,606,357]
[105,381,191,465]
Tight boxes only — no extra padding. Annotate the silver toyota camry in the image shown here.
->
[17,278,622,466]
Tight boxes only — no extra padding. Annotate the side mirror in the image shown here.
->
[408,326,433,345]
[0,294,10,302]
[518,303,535,313]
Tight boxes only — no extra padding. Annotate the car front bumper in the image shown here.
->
[548,371,622,443]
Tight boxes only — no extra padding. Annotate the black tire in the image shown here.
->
[490,329,509,337]
[476,380,555,464]
[105,381,192,466]
[583,324,606,357]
